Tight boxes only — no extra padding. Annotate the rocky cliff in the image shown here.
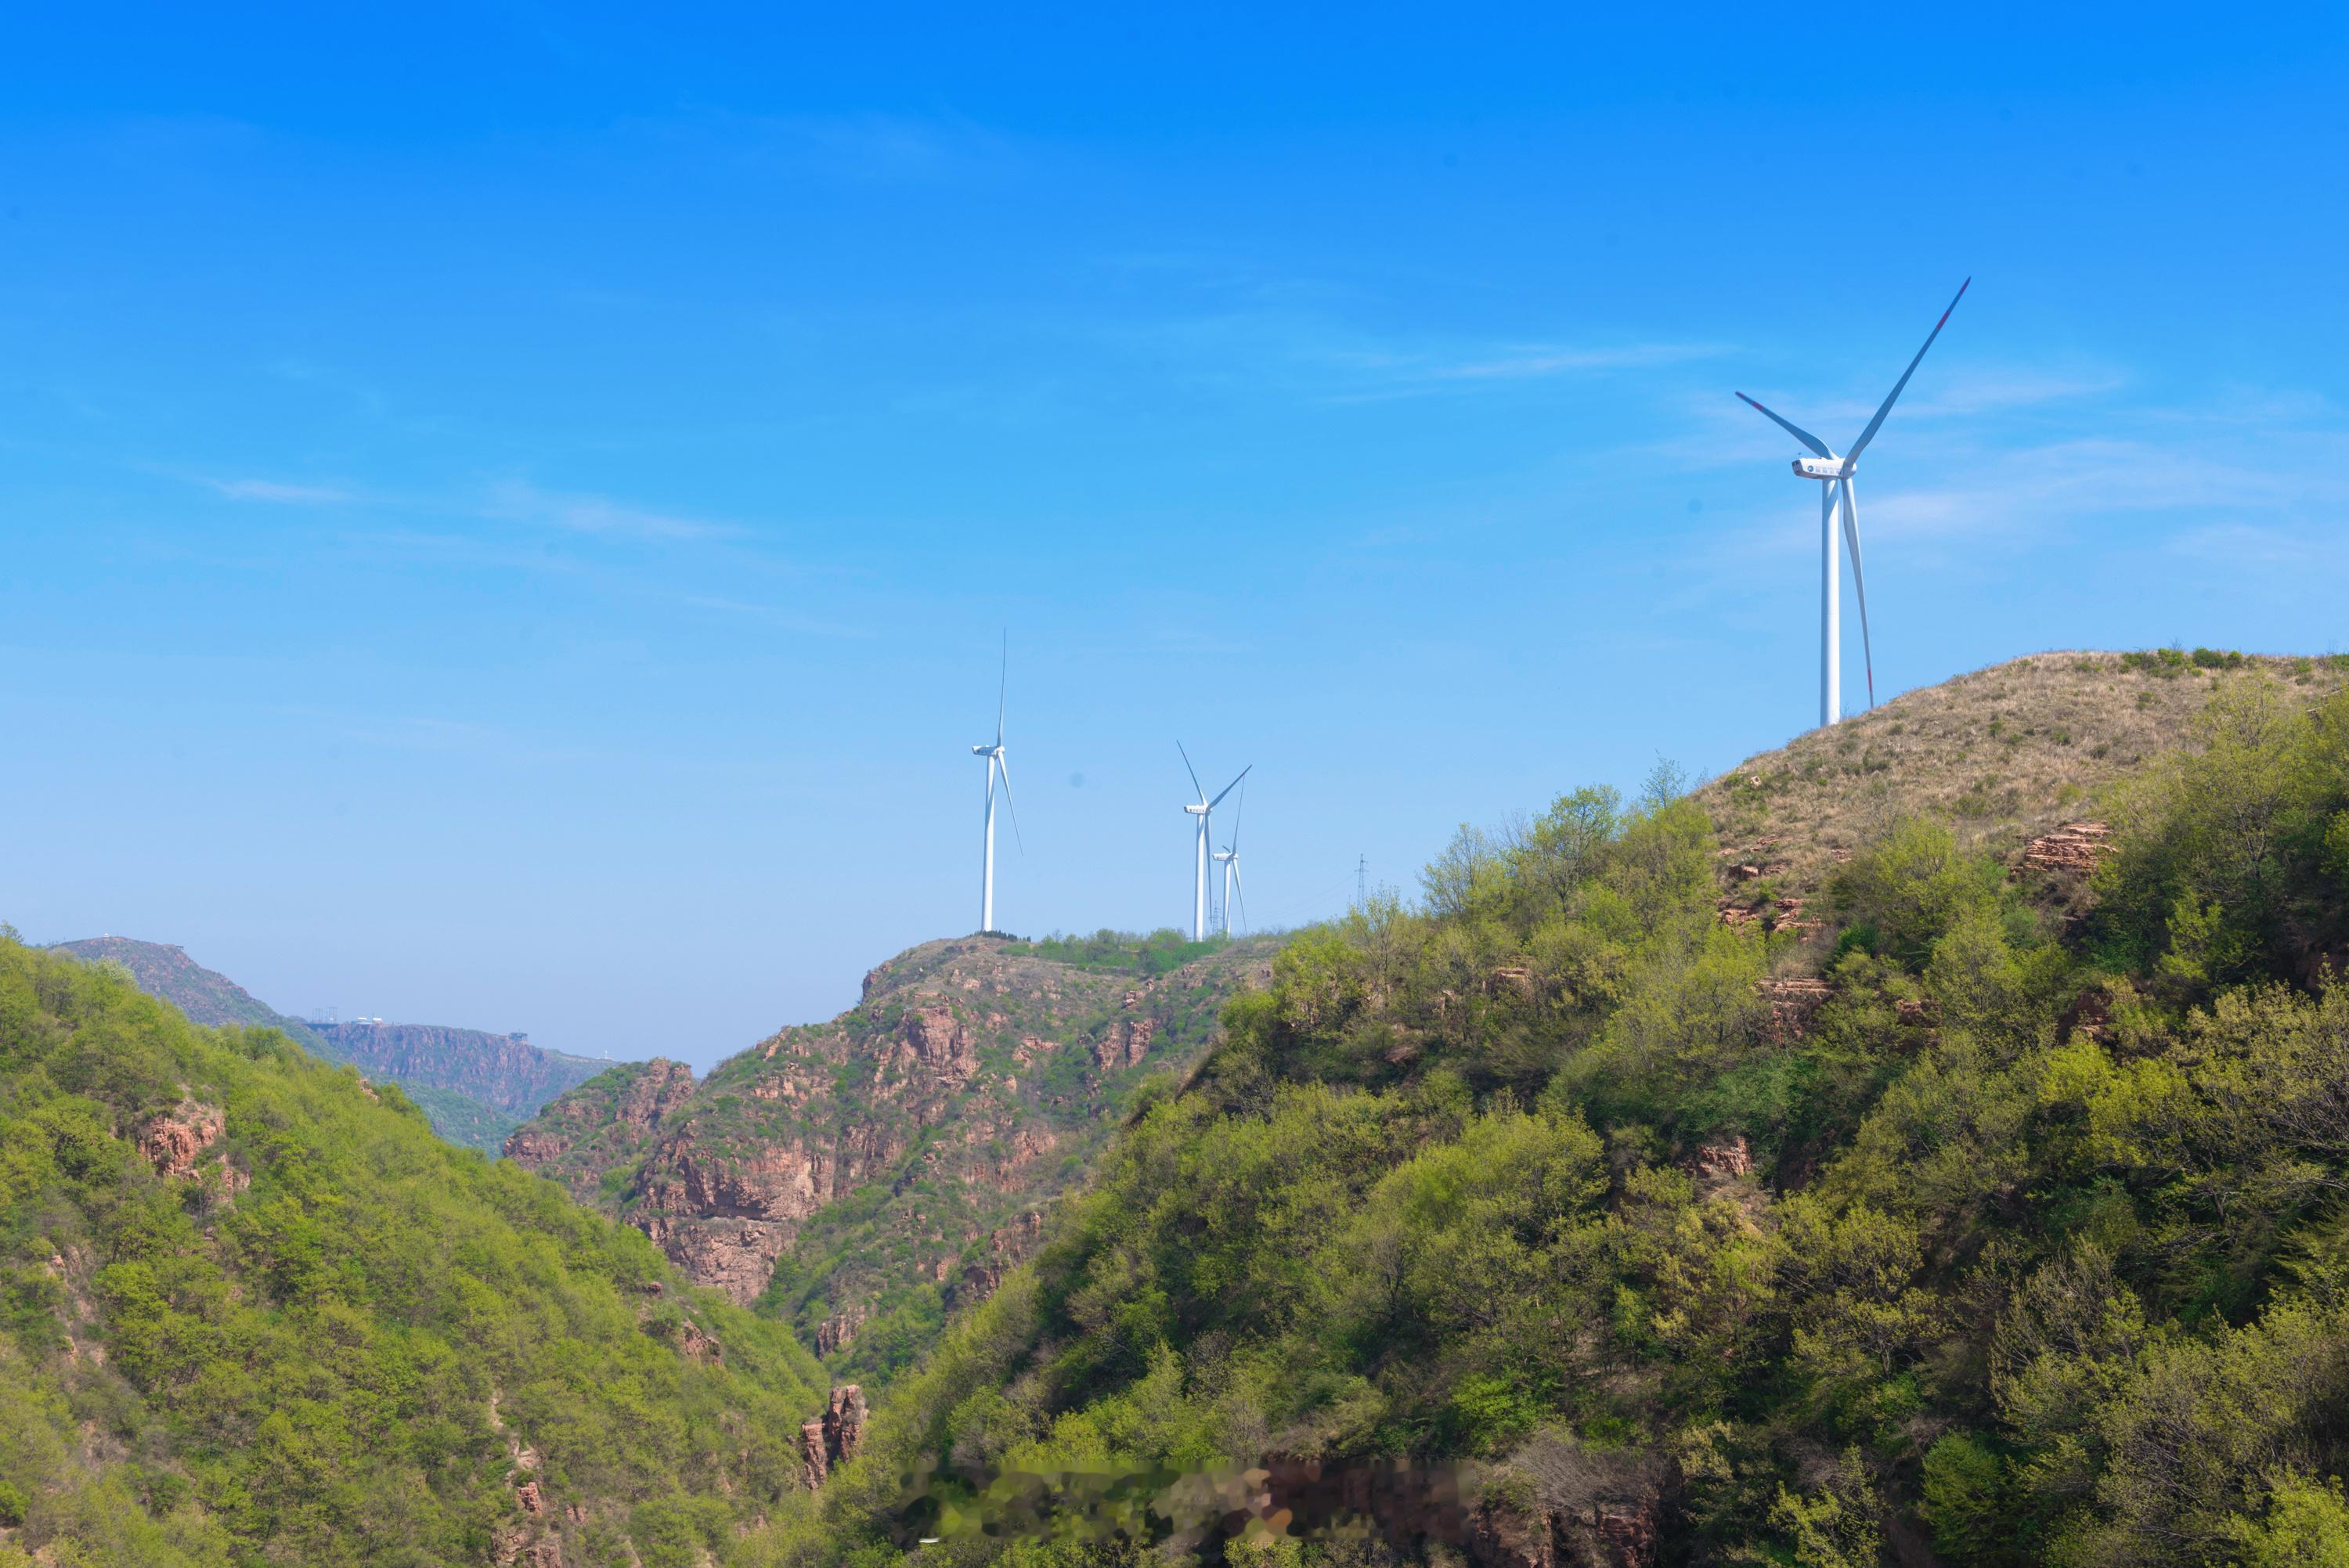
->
[307,1018,607,1119]
[503,1057,698,1206]
[507,932,1273,1380]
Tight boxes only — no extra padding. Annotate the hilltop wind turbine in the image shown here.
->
[1211,782,1247,936]
[1178,744,1249,942]
[972,635,1020,934]
[1737,278,1969,728]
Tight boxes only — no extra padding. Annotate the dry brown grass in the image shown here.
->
[1690,650,2348,903]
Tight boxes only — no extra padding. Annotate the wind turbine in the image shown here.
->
[1211,781,1247,936]
[1178,744,1249,943]
[1736,278,1969,728]
[972,636,1020,934]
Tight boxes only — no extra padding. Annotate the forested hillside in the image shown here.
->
[815,656,2349,1567]
[0,938,835,1568]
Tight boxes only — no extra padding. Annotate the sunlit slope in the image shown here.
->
[0,937,831,1567]
[811,661,2349,1568]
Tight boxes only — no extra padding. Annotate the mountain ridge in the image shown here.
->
[797,649,2349,1568]
[49,935,619,1152]
[507,928,1277,1386]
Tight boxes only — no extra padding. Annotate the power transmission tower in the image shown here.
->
[1356,855,1367,907]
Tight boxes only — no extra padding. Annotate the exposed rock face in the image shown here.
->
[1470,1496,1554,1568]
[2018,820,2113,877]
[895,1005,976,1085]
[1687,1137,1752,1184]
[310,1019,606,1119]
[1755,977,1835,1044]
[503,935,1272,1338]
[678,1320,723,1365]
[504,1058,697,1206]
[814,1303,868,1354]
[1473,1436,1667,1568]
[637,1215,789,1306]
[139,1101,224,1180]
[1091,1016,1156,1071]
[798,1384,869,1491]
[799,1419,830,1489]
[823,1383,867,1465]
[489,1521,562,1567]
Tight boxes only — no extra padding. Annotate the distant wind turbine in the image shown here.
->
[1178,744,1249,943]
[1211,781,1248,936]
[1736,277,1969,728]
[972,635,1020,934]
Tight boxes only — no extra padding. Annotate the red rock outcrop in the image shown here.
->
[799,1418,830,1489]
[1755,978,1834,1044]
[800,1385,868,1489]
[2017,820,2113,877]
[637,1214,789,1306]
[1687,1137,1752,1183]
[504,935,1266,1317]
[678,1320,723,1365]
[1470,1438,1667,1568]
[1470,1496,1554,1568]
[139,1101,224,1180]
[1092,1017,1156,1071]
[814,1303,869,1354]
[823,1384,867,1464]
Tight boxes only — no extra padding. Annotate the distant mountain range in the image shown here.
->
[46,935,614,1151]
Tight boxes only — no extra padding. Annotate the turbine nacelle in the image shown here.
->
[1792,456,1847,480]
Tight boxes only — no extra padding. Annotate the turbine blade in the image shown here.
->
[995,754,1023,852]
[1177,741,1205,804]
[1840,475,1877,709]
[995,629,1007,748]
[1229,780,1244,852]
[1208,763,1252,811]
[1735,392,1834,460]
[1842,277,1970,468]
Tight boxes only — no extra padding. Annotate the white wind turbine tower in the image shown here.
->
[971,636,1021,935]
[1737,278,1969,728]
[1211,781,1247,936]
[1178,744,1249,943]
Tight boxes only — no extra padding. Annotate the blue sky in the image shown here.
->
[4,5,2346,1067]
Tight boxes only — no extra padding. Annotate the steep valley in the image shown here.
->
[507,932,1276,1384]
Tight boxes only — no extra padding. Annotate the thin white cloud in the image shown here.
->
[678,594,876,640]
[619,110,1025,187]
[1428,342,1729,382]
[484,481,745,542]
[2164,521,2338,568]
[207,477,352,505]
